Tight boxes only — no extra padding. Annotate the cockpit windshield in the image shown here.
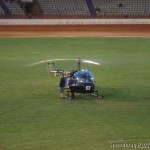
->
[74,69,95,83]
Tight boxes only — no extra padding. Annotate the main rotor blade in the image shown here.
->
[27,58,100,67]
[27,59,78,67]
[82,60,100,65]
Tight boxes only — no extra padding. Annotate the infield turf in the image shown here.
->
[0,37,150,150]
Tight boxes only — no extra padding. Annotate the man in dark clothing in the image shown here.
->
[59,75,66,98]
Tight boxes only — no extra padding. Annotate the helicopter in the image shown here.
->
[28,58,103,99]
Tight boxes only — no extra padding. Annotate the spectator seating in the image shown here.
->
[36,0,90,17]
[4,0,24,16]
[0,0,150,18]
[0,5,5,16]
[92,0,150,17]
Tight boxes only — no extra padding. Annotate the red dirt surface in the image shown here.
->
[0,24,150,37]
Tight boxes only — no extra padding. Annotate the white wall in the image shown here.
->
[0,19,150,25]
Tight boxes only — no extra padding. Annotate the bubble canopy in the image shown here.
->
[74,69,95,83]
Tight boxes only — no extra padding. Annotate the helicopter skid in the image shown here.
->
[65,90,103,100]
[90,93,104,99]
[87,90,103,99]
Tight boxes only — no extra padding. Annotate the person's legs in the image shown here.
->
[60,87,64,98]
[71,91,74,99]
[69,86,75,99]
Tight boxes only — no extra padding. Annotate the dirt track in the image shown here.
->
[0,24,150,37]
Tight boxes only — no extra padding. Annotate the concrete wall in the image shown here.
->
[0,19,150,25]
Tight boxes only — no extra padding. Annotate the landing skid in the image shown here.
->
[90,90,104,99]
[65,90,104,100]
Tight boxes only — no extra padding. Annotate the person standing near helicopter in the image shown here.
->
[68,76,76,99]
[59,74,66,98]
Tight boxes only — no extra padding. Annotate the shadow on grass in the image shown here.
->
[100,87,149,102]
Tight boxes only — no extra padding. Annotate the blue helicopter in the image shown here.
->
[28,58,103,99]
[47,58,103,99]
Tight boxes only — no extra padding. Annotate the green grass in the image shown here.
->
[0,37,150,150]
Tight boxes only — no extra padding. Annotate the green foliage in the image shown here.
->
[0,37,150,150]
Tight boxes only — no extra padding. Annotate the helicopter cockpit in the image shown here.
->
[73,69,95,84]
[71,69,95,93]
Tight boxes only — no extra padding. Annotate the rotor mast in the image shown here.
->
[77,58,81,70]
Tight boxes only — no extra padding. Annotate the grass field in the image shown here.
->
[0,37,150,150]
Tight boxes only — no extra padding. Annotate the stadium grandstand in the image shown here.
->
[0,0,150,19]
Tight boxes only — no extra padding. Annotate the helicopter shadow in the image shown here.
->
[65,93,103,101]
[100,87,133,101]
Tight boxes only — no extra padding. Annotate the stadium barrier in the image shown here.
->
[0,19,150,25]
